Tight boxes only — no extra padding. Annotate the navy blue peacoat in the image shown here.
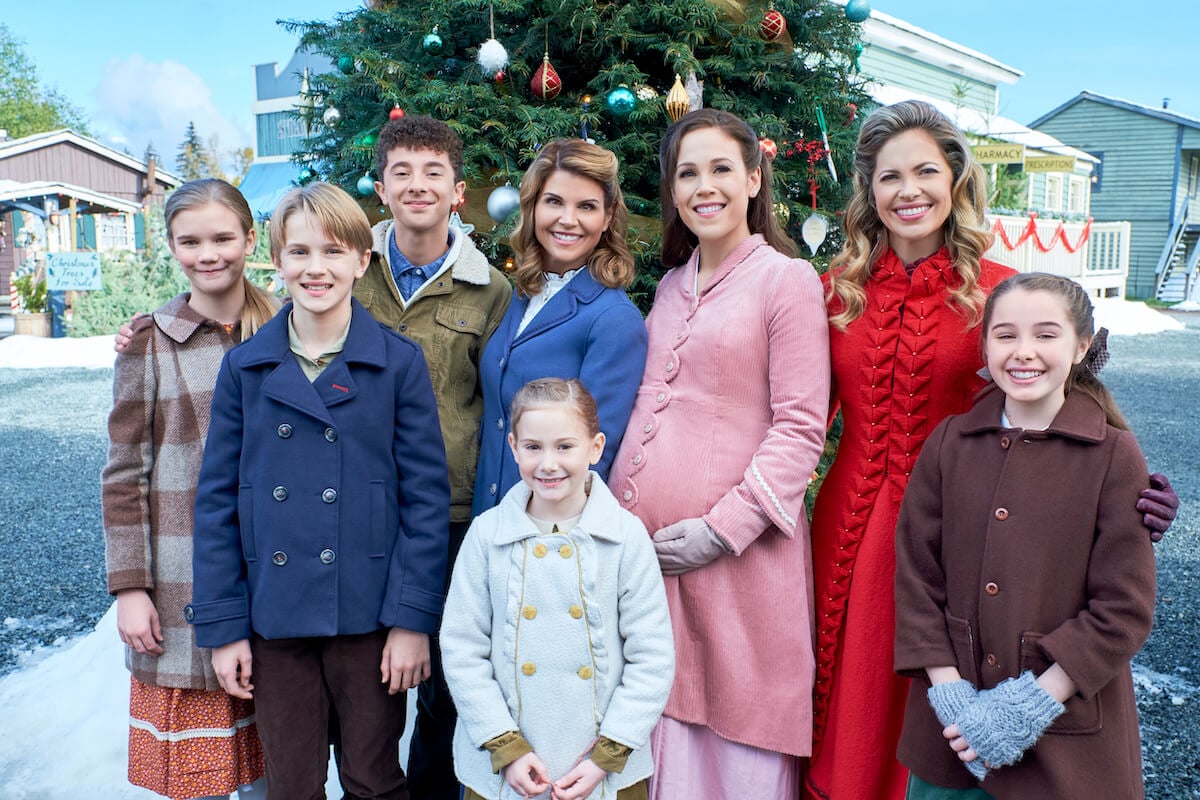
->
[189,299,451,647]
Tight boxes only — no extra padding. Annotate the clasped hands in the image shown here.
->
[926,672,1065,780]
[504,751,606,800]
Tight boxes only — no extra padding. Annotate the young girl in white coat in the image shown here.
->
[441,378,674,800]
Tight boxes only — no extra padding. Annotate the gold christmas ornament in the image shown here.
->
[666,74,690,122]
[773,201,790,225]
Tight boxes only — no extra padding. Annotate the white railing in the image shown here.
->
[984,214,1130,299]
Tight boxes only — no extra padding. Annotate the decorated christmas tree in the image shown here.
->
[287,0,870,304]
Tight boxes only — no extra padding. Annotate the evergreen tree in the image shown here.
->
[175,121,212,181]
[287,0,870,301]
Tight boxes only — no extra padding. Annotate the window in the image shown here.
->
[98,214,131,252]
[1189,155,1200,197]
[1068,177,1087,214]
[1045,175,1063,212]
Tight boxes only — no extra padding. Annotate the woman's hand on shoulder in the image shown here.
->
[113,312,149,353]
[115,588,164,656]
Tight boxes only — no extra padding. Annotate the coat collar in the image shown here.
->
[493,472,627,545]
[509,268,606,345]
[153,293,227,344]
[870,246,961,299]
[371,219,494,286]
[681,234,769,299]
[959,384,1109,443]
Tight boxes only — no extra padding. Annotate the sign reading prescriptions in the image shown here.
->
[972,144,1026,164]
[1025,156,1078,173]
[46,252,103,291]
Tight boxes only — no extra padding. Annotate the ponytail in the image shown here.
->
[238,275,280,342]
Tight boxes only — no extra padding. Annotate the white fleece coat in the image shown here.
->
[441,474,674,799]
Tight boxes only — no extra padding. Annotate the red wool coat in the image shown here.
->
[805,248,1015,800]
[894,387,1154,800]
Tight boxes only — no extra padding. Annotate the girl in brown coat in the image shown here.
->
[894,273,1156,800]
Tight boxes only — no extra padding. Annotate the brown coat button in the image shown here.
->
[985,581,1000,596]
[985,653,998,667]
[1000,436,1011,449]
[994,507,1009,521]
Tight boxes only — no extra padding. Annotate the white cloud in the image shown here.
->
[91,55,251,170]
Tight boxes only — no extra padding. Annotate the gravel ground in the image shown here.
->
[0,320,1196,797]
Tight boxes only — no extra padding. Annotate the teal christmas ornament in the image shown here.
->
[299,166,317,185]
[487,182,521,223]
[337,55,355,74]
[845,0,871,23]
[356,173,376,197]
[423,26,444,55]
[606,85,637,117]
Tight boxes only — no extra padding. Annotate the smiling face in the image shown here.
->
[871,128,955,264]
[672,126,761,265]
[373,146,465,237]
[533,169,613,275]
[168,202,255,300]
[508,403,605,520]
[985,287,1090,429]
[275,211,369,324]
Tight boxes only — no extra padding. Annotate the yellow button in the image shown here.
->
[533,544,547,558]
[578,666,593,680]
[523,606,537,620]
[569,604,583,619]
[559,544,573,558]
[522,662,536,676]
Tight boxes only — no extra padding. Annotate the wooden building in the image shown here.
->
[1032,92,1200,300]
[0,129,180,305]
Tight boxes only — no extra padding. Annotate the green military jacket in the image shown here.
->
[355,220,512,522]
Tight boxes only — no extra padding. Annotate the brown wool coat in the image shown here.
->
[894,387,1155,800]
[355,221,511,523]
[102,294,238,690]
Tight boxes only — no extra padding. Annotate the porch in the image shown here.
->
[985,213,1130,299]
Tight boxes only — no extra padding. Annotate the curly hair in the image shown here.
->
[827,100,993,330]
[658,108,797,268]
[510,139,634,297]
[164,178,278,339]
[982,272,1127,430]
[374,115,464,182]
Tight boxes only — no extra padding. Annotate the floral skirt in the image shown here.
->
[127,677,264,800]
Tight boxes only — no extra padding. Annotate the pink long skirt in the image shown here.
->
[648,717,800,800]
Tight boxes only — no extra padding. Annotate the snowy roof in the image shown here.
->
[0,129,182,187]
[0,179,144,214]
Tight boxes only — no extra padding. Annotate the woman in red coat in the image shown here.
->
[804,100,1176,800]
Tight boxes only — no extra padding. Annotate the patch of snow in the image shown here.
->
[0,334,116,369]
[1092,299,1184,336]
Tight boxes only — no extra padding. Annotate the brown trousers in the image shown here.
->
[251,630,409,800]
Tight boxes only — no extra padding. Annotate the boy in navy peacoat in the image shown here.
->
[188,183,450,798]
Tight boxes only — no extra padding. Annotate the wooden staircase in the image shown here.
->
[1155,205,1200,302]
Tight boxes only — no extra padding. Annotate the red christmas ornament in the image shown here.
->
[495,69,506,83]
[761,2,786,41]
[389,105,405,120]
[844,102,858,125]
[530,52,562,101]
[758,137,778,161]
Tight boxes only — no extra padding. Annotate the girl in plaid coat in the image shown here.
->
[102,179,277,800]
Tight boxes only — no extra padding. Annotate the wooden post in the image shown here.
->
[68,196,78,250]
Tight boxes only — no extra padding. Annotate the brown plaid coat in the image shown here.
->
[102,293,240,690]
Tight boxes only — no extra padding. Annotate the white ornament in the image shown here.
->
[477,38,509,75]
[685,71,704,112]
[801,213,829,255]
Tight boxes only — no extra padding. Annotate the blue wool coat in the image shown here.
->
[188,299,451,647]
[472,270,647,517]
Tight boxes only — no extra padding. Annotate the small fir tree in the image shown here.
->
[286,0,869,303]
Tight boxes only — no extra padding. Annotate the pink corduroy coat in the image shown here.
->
[610,234,830,756]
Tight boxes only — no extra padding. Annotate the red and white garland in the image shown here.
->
[990,213,1093,254]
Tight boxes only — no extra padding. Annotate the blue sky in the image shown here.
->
[5,1,1200,164]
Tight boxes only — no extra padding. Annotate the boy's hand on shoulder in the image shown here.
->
[115,588,164,656]
[504,751,551,798]
[552,758,606,800]
[113,313,147,353]
[381,627,430,694]
[212,639,254,699]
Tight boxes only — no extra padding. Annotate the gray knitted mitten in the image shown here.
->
[955,671,1065,768]
[927,680,989,780]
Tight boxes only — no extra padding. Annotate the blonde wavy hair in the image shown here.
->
[828,100,993,330]
[510,139,634,298]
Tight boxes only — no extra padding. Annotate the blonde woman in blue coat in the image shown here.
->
[472,140,647,516]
